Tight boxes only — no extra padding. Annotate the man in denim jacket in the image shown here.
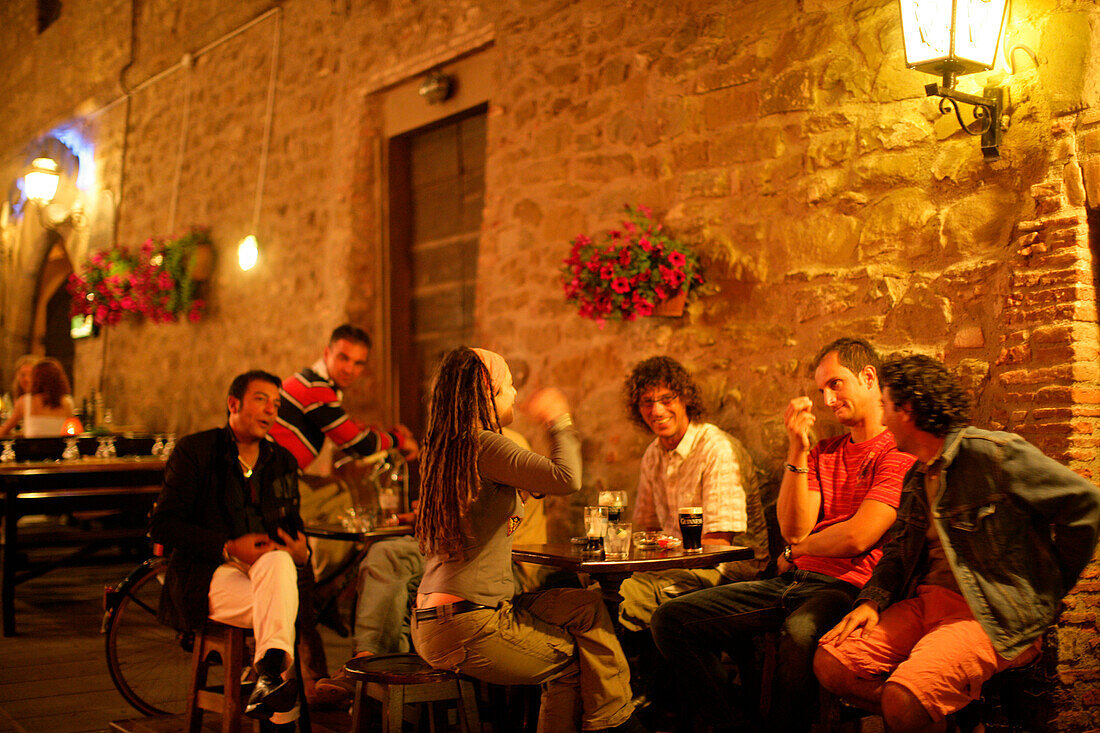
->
[815,354,1100,732]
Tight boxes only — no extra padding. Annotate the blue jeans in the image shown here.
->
[353,535,424,655]
[650,569,859,732]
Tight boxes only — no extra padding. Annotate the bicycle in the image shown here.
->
[101,553,194,716]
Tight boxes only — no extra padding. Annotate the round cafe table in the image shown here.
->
[511,542,753,604]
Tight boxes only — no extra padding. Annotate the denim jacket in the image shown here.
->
[857,426,1100,659]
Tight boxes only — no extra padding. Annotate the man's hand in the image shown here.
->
[276,528,310,566]
[776,555,793,574]
[785,397,816,454]
[819,600,880,646]
[224,533,276,567]
[524,388,571,425]
[394,424,419,461]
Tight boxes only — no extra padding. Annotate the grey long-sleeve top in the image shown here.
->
[418,418,581,606]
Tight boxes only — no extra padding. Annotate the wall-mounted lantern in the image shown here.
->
[23,156,86,229]
[898,0,1010,161]
[24,158,61,204]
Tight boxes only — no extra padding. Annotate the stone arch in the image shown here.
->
[1,136,86,387]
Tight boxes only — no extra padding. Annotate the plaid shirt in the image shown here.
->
[632,422,746,538]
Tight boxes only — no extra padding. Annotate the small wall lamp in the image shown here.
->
[25,158,60,204]
[898,0,1009,161]
[238,234,259,271]
[418,71,454,105]
[22,156,85,229]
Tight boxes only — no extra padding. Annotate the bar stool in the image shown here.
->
[185,621,311,733]
[344,653,480,733]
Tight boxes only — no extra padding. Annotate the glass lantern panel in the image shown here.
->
[899,0,955,68]
[953,0,1007,69]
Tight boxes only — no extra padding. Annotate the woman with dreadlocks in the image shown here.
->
[411,347,644,733]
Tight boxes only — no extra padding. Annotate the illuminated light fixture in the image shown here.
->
[238,235,259,271]
[898,0,1010,161]
[25,158,61,204]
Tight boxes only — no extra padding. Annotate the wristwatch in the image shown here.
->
[783,545,793,562]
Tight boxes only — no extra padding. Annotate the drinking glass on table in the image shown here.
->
[62,437,80,461]
[1,440,15,463]
[605,521,632,560]
[379,487,400,526]
[678,506,704,552]
[583,505,609,556]
[598,490,628,522]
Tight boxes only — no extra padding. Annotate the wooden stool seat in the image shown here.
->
[344,653,480,732]
[185,621,310,733]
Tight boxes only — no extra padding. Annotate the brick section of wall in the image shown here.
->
[2,1,1100,728]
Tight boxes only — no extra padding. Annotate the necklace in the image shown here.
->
[238,455,254,478]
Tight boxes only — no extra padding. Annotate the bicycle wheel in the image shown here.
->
[103,557,193,716]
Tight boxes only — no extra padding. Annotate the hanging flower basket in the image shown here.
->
[68,226,211,326]
[652,288,687,317]
[560,205,704,328]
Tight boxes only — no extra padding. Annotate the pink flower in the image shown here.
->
[611,277,631,294]
[600,264,615,280]
[668,251,686,268]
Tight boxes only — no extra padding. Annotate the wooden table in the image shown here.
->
[512,542,754,601]
[303,523,413,544]
[0,456,166,636]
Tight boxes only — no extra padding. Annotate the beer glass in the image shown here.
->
[678,506,703,552]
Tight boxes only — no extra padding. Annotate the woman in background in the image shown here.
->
[411,346,643,733]
[10,354,39,399]
[0,358,75,437]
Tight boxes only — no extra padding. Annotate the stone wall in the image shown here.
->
[1,0,1099,727]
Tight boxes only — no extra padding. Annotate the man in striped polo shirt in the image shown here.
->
[651,337,915,732]
[269,324,418,577]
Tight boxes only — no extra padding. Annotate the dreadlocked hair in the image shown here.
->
[416,347,503,561]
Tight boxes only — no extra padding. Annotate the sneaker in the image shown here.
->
[309,652,372,708]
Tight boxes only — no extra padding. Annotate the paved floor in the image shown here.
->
[0,549,353,733]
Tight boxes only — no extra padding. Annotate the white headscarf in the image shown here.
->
[471,348,508,395]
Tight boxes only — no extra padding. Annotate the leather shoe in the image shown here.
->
[245,672,299,719]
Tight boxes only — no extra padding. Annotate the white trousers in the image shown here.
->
[208,549,298,666]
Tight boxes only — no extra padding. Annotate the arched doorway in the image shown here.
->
[32,237,76,384]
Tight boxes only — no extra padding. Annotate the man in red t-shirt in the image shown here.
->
[651,337,915,732]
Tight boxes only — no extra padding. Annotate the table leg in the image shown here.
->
[3,487,18,636]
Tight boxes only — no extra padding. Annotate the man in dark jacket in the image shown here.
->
[149,370,311,721]
[815,354,1100,732]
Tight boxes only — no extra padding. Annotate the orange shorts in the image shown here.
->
[818,585,1040,721]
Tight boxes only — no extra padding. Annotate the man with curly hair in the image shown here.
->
[651,338,914,732]
[816,354,1100,732]
[619,356,769,632]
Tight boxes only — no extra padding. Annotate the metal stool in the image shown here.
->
[185,621,311,733]
[344,653,480,733]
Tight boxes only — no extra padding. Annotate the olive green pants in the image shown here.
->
[617,567,726,632]
[411,588,634,732]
